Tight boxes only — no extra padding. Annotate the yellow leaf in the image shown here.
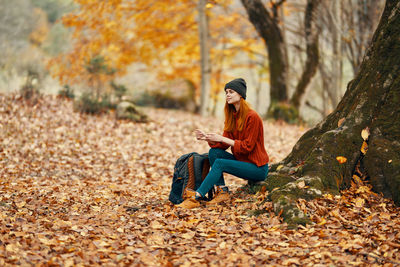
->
[360,141,368,154]
[356,186,371,194]
[336,156,347,164]
[354,197,365,208]
[317,217,327,226]
[361,127,370,140]
[276,165,284,171]
[388,159,392,163]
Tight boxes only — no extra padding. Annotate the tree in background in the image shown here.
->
[241,0,322,121]
[198,0,212,116]
[342,0,386,75]
[48,0,266,114]
[310,0,385,117]
[289,0,320,110]
[0,0,74,94]
[240,0,289,106]
[0,0,38,77]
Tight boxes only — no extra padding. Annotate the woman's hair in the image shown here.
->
[224,98,251,132]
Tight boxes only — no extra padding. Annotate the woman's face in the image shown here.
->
[225,89,241,104]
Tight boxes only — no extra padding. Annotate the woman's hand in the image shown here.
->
[194,129,207,140]
[205,133,223,143]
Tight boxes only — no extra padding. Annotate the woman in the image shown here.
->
[177,78,269,209]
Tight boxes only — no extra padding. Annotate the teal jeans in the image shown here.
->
[197,148,268,197]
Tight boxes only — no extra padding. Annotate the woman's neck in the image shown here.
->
[234,102,240,112]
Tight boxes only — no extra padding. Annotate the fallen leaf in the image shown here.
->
[354,197,365,208]
[338,118,346,127]
[360,141,368,154]
[182,232,195,239]
[336,156,347,164]
[361,127,370,140]
[276,165,284,171]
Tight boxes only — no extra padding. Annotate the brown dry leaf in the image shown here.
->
[182,232,196,239]
[150,220,163,229]
[379,212,391,220]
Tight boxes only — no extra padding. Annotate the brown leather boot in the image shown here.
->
[176,189,200,209]
[207,186,230,205]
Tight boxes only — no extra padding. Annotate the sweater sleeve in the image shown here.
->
[208,130,232,150]
[233,113,260,155]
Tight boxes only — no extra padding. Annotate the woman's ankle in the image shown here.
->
[195,192,203,200]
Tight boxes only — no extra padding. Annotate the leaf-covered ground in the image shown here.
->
[1,95,399,266]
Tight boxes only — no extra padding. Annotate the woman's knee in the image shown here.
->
[209,148,223,157]
[209,148,223,164]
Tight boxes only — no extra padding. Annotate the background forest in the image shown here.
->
[2,0,400,266]
[0,0,385,124]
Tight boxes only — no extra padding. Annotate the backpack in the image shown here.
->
[169,152,213,204]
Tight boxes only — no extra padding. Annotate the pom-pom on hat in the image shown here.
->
[224,78,247,99]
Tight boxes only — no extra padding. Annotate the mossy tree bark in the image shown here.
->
[263,0,400,225]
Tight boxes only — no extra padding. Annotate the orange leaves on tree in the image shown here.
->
[49,0,145,87]
[29,8,50,46]
[49,0,266,99]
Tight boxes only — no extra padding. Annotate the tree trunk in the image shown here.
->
[331,0,342,107]
[198,0,211,116]
[240,0,288,103]
[290,0,320,109]
[263,0,400,226]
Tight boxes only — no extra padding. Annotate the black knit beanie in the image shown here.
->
[224,78,247,99]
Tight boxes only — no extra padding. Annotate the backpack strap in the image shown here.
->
[201,158,210,181]
[182,156,195,198]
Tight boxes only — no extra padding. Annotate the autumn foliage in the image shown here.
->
[1,95,399,265]
[48,0,264,98]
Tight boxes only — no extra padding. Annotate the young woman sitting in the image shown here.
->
[177,78,269,208]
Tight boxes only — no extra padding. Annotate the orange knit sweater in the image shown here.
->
[209,109,269,167]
